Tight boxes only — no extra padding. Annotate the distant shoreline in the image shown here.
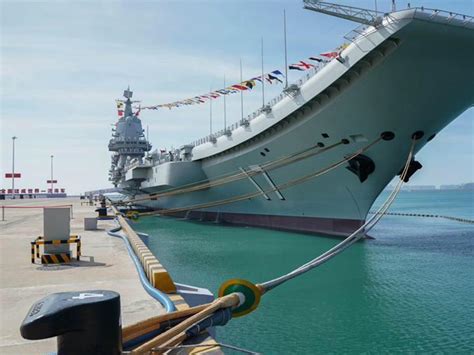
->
[385,182,473,191]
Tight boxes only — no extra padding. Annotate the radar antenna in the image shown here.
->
[303,0,384,26]
[124,86,133,99]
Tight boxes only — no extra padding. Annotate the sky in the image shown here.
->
[1,0,473,194]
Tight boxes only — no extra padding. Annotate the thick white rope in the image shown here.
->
[260,139,416,292]
[141,138,383,216]
[121,141,344,205]
[150,342,260,355]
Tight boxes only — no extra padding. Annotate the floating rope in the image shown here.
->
[368,211,474,225]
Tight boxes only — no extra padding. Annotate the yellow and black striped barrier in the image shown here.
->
[31,236,81,265]
[41,253,71,264]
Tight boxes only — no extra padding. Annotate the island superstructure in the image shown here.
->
[109,2,474,236]
[109,88,152,187]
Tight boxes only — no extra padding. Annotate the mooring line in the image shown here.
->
[120,140,345,206]
[139,137,383,217]
[149,342,260,354]
[258,139,415,292]
[121,139,418,355]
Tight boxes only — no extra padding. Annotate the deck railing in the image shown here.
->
[188,6,473,149]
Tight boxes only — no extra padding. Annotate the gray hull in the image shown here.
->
[124,10,474,236]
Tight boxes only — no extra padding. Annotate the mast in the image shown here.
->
[209,85,213,135]
[123,87,133,117]
[261,37,265,108]
[223,75,227,130]
[283,9,288,88]
[240,59,244,123]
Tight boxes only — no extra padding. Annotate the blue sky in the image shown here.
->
[1,0,473,194]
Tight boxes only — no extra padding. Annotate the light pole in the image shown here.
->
[50,155,54,194]
[11,136,17,199]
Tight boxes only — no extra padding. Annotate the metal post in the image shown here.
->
[50,155,54,194]
[2,206,4,221]
[77,240,81,261]
[70,204,74,219]
[31,242,35,264]
[146,125,149,157]
[12,136,17,199]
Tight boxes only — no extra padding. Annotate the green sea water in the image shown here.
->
[133,190,474,354]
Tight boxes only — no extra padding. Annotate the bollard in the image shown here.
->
[96,207,107,217]
[20,290,121,355]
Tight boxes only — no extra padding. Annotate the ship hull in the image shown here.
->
[127,11,474,236]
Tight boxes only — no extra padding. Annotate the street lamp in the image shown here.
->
[12,136,17,199]
[50,155,54,194]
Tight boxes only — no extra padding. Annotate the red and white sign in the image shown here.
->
[5,173,21,178]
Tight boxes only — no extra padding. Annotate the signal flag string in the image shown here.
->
[120,44,349,114]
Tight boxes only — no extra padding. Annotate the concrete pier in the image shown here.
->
[0,198,164,354]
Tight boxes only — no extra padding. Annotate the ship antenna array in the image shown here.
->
[303,0,384,26]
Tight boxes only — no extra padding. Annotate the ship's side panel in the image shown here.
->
[138,18,474,236]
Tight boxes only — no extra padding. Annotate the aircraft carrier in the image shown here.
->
[108,1,474,236]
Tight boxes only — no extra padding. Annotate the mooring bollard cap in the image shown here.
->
[20,290,120,340]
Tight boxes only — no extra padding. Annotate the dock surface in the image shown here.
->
[0,198,164,354]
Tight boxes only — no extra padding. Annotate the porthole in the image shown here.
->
[322,133,329,138]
